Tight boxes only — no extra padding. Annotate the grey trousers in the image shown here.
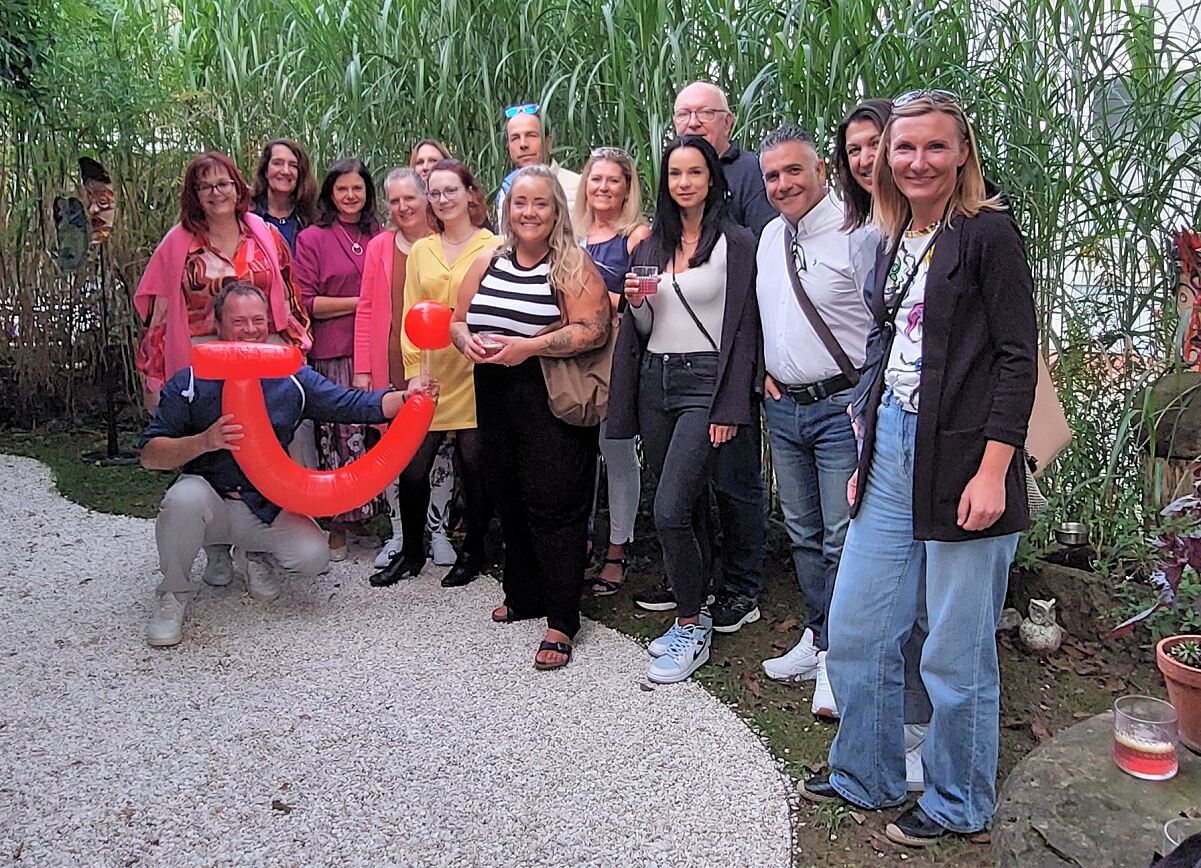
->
[154,475,328,596]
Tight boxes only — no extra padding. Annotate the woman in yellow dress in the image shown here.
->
[370,159,500,589]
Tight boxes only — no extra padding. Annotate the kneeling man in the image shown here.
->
[139,281,422,647]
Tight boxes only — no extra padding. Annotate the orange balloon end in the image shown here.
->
[405,300,453,350]
[192,342,302,379]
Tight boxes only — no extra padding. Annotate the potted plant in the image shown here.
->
[1157,635,1201,752]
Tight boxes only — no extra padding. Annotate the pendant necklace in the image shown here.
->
[337,222,364,256]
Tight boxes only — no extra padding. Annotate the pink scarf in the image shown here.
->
[134,212,291,391]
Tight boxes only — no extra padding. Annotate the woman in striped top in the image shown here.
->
[450,165,611,671]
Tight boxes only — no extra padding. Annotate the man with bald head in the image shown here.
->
[673,81,777,235]
[495,103,580,218]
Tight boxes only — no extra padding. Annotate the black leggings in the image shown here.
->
[398,429,490,563]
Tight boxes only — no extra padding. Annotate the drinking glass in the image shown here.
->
[1163,817,1201,856]
[478,330,504,357]
[632,265,659,297]
[1113,695,1179,781]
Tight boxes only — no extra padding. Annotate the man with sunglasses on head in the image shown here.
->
[495,102,580,220]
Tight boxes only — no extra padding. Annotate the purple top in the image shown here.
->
[294,221,380,360]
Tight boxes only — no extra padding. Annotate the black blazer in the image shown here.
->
[607,221,762,438]
[851,210,1037,541]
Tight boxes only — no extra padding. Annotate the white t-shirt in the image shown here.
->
[883,225,940,412]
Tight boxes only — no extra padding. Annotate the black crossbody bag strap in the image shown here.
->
[670,260,718,352]
[783,226,858,384]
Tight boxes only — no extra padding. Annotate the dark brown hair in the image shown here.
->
[251,138,317,227]
[315,157,377,234]
[833,98,893,230]
[179,152,250,235]
[425,159,488,231]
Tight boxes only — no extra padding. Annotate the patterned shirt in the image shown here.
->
[883,224,940,412]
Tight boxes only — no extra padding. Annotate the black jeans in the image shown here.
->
[398,429,489,564]
[710,409,767,602]
[474,359,598,639]
[638,352,724,619]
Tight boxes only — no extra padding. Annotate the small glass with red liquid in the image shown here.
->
[1113,695,1179,781]
[478,331,504,358]
[632,266,659,298]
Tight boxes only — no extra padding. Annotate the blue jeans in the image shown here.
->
[763,390,857,651]
[826,398,1018,833]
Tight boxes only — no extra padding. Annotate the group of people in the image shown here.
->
[133,80,1036,846]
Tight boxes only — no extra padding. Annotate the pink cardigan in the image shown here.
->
[134,213,291,393]
[353,229,399,388]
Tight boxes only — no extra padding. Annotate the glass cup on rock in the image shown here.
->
[632,265,659,297]
[1163,817,1201,857]
[1113,695,1179,781]
[477,330,504,357]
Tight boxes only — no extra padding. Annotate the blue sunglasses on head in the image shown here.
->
[504,102,540,118]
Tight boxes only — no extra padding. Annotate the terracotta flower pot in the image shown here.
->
[1156,635,1201,754]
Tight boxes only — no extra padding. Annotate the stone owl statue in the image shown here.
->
[1019,598,1065,654]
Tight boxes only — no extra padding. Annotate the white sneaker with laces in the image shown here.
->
[430,532,458,567]
[647,622,711,684]
[246,556,281,603]
[648,612,713,657]
[762,627,820,681]
[146,593,187,647]
[904,723,928,791]
[811,651,839,718]
[374,537,404,569]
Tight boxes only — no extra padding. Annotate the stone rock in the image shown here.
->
[993,713,1200,868]
[1149,371,1201,459]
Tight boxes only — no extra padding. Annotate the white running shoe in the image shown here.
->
[811,651,839,718]
[904,723,928,792]
[648,612,713,657]
[374,537,404,569]
[146,593,187,647]
[430,532,458,566]
[246,556,281,603]
[647,622,711,684]
[762,627,820,681]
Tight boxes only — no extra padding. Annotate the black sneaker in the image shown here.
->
[711,594,761,633]
[633,580,677,611]
[441,554,481,587]
[798,773,848,804]
[885,805,963,847]
[369,554,425,587]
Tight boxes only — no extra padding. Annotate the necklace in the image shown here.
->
[337,222,364,256]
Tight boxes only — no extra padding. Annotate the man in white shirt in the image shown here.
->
[494,103,580,218]
[755,124,876,719]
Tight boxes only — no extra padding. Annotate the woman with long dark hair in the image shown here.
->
[801,92,1037,848]
[293,158,382,559]
[607,135,762,684]
[251,138,318,251]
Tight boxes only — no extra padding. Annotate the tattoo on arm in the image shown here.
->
[540,290,611,357]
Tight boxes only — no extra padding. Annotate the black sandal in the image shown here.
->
[492,605,517,623]
[590,558,627,596]
[534,640,573,671]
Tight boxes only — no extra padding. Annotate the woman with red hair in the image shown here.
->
[135,152,310,411]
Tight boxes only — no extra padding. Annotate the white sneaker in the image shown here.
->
[374,537,404,569]
[762,627,820,681]
[648,612,713,657]
[146,593,187,647]
[202,546,239,587]
[246,556,281,603]
[647,622,711,684]
[904,724,928,792]
[430,532,458,566]
[811,651,839,718]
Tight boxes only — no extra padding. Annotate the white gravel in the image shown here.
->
[0,455,792,867]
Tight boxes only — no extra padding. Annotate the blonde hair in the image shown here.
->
[871,96,1003,245]
[573,150,648,239]
[500,165,589,296]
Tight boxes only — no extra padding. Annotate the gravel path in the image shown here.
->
[0,455,792,867]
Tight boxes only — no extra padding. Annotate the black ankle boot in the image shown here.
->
[440,553,481,587]
[369,553,425,587]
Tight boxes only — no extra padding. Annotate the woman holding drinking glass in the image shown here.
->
[607,135,762,685]
[370,159,498,588]
[450,165,610,670]
[293,158,383,559]
[801,91,1037,848]
[574,147,650,595]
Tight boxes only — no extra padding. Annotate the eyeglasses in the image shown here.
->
[673,108,728,125]
[427,186,463,202]
[197,180,236,196]
[893,89,961,107]
[590,147,629,160]
[504,103,540,118]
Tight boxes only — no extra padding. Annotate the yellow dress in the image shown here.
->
[402,229,500,430]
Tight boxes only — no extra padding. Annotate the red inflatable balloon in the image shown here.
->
[405,300,454,350]
[190,342,435,518]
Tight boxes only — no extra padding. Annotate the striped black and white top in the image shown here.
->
[466,252,562,337]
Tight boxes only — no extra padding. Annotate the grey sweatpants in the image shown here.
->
[154,474,328,596]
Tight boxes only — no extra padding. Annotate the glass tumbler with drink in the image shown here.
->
[477,330,504,358]
[632,266,659,300]
[1113,694,1179,781]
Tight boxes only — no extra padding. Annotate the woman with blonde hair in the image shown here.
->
[574,147,650,595]
[801,91,1037,848]
[450,164,611,670]
[410,139,451,181]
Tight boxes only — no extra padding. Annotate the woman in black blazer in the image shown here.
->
[607,135,761,685]
[800,92,1037,847]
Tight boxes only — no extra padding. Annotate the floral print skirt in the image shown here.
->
[312,354,383,525]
